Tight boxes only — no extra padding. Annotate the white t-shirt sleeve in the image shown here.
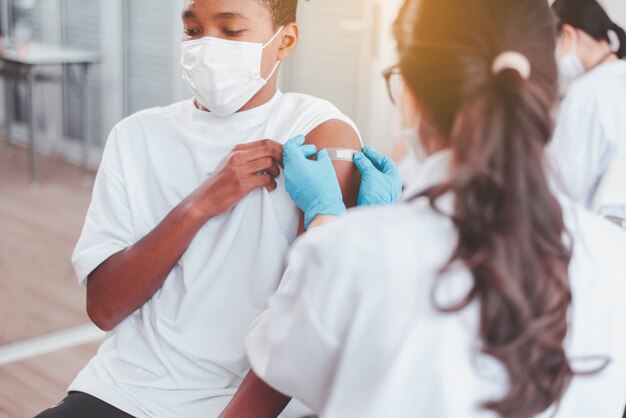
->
[72,125,135,288]
[275,93,363,145]
[245,228,347,412]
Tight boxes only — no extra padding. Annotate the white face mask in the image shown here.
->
[556,37,586,83]
[181,28,283,117]
[395,119,427,165]
[392,116,427,187]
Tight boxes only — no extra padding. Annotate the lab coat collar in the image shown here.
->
[402,149,454,202]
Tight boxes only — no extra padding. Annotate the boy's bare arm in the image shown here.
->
[219,371,291,418]
[297,119,363,234]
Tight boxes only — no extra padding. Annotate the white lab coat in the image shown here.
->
[246,151,626,418]
[592,156,626,219]
[549,60,626,219]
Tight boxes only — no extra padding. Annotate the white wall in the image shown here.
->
[600,0,626,28]
[282,0,367,132]
[282,0,403,151]
[357,0,403,152]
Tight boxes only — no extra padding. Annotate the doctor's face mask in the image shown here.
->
[181,27,284,117]
[392,84,428,164]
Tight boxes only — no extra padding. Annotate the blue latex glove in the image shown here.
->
[284,135,347,229]
[354,147,403,206]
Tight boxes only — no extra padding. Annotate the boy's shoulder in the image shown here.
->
[275,91,339,110]
[115,93,345,130]
[270,91,359,139]
[273,92,349,120]
[101,100,193,155]
[115,100,190,131]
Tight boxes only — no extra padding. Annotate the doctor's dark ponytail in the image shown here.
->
[552,0,626,59]
[395,0,578,417]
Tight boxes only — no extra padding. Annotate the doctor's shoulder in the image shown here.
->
[292,202,452,275]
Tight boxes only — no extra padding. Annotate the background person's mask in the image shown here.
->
[181,28,283,117]
[557,35,585,83]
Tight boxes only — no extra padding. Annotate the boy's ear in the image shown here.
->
[277,23,299,61]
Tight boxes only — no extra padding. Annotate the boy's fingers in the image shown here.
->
[237,139,283,152]
[266,179,278,193]
[266,163,281,179]
[245,144,284,166]
[248,174,275,192]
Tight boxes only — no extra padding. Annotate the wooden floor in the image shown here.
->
[0,145,100,417]
[0,342,100,418]
[0,145,94,344]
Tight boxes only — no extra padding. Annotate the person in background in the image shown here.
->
[550,0,626,222]
[219,0,626,416]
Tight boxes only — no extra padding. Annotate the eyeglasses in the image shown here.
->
[382,64,403,105]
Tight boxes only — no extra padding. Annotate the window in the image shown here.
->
[123,0,177,116]
[61,0,102,146]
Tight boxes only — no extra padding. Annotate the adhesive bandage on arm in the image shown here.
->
[325,148,359,162]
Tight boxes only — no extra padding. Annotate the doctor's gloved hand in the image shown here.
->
[284,135,347,229]
[354,147,403,207]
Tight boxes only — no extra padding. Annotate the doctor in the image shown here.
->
[549,0,626,221]
[220,0,626,417]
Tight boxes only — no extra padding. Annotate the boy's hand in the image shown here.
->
[189,139,284,220]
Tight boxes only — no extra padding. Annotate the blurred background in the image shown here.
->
[0,0,624,416]
[0,0,404,168]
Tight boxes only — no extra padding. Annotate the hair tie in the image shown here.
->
[491,51,532,80]
[608,29,621,53]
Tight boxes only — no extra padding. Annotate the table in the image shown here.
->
[0,42,99,183]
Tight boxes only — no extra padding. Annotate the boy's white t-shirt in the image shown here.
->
[70,91,360,418]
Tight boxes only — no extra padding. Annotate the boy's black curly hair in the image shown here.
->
[263,0,299,28]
